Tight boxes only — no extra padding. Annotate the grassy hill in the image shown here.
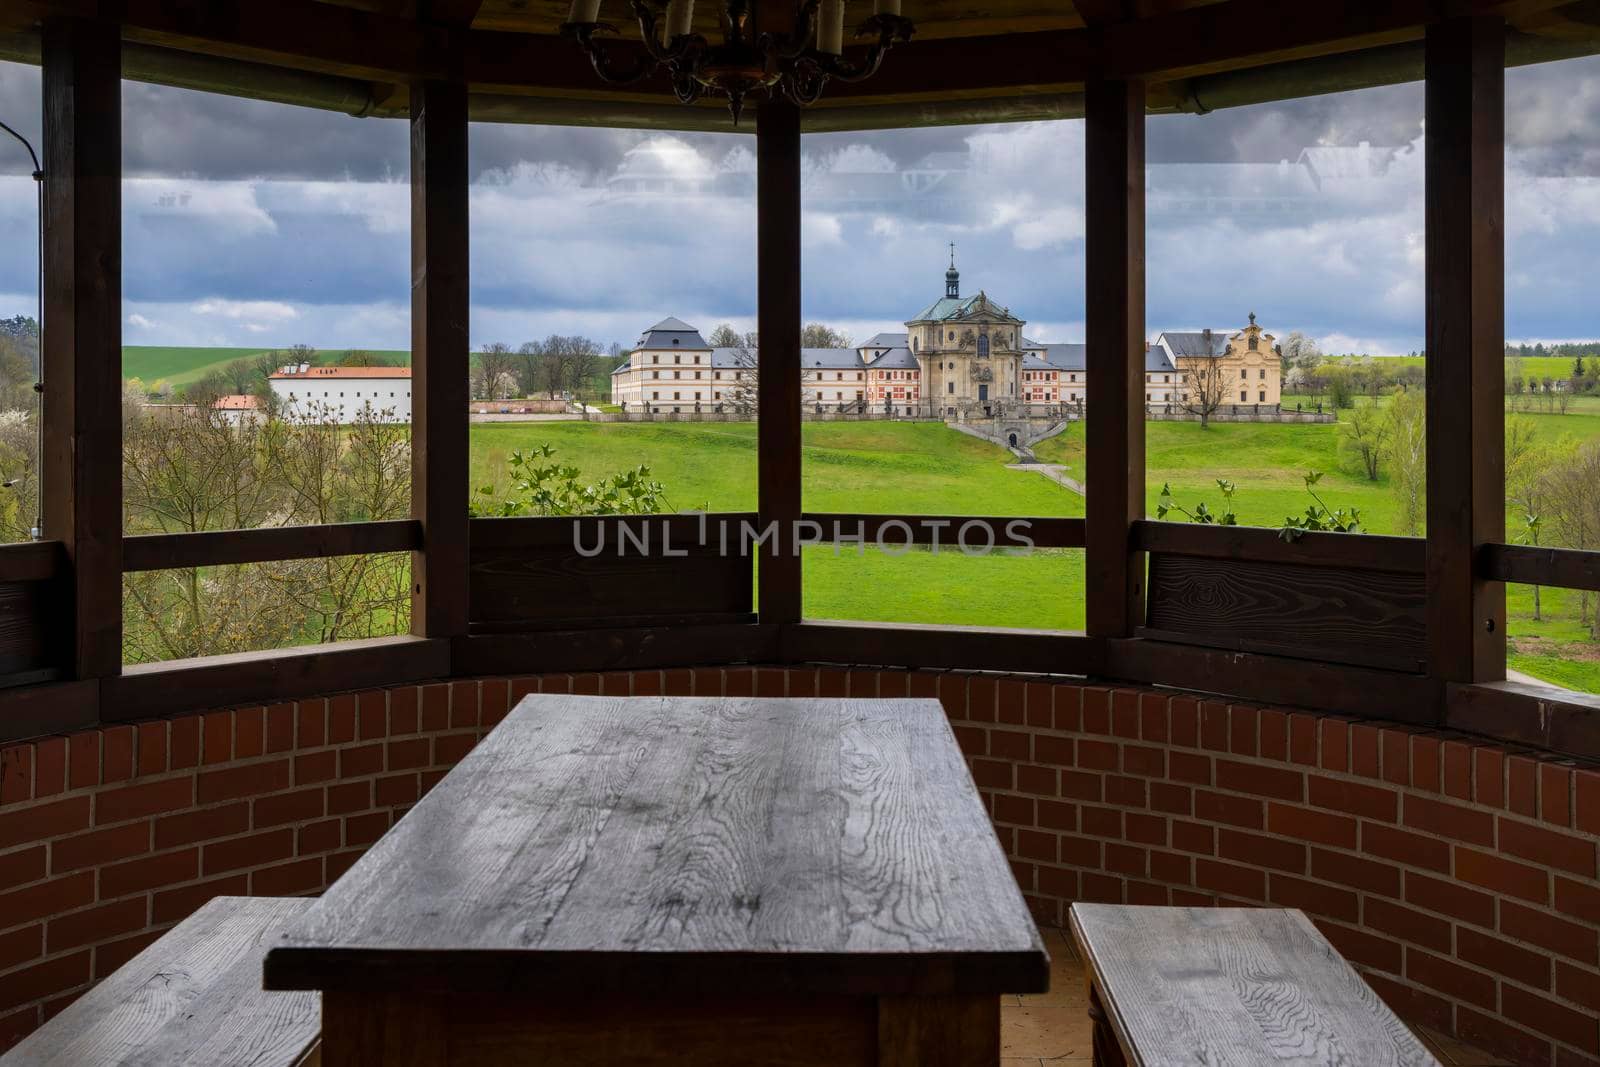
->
[123,346,410,389]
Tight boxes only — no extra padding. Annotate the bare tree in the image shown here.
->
[1177,329,1228,429]
[801,322,852,348]
[567,336,603,410]
[535,334,579,399]
[474,342,518,400]
[707,323,744,348]
[728,330,760,415]
[1542,439,1600,636]
[514,339,544,397]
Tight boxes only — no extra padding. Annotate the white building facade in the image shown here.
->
[268,365,413,423]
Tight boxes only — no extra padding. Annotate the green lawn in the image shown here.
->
[123,346,411,389]
[469,413,1600,694]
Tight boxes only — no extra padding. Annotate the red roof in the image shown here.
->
[268,366,411,380]
[212,394,260,410]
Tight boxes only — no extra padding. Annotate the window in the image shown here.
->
[1240,391,1248,402]
[1260,391,1267,402]
[978,334,990,357]
[1259,368,1266,379]
[1241,368,1248,380]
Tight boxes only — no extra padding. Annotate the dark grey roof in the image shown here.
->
[1022,353,1052,370]
[863,331,908,348]
[1039,344,1086,372]
[635,316,711,350]
[707,346,867,370]
[1145,344,1177,373]
[869,347,918,369]
[1159,329,1235,357]
[907,291,1024,325]
[711,346,754,368]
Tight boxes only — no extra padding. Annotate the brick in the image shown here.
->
[755,669,787,698]
[385,738,430,772]
[1380,728,1409,787]
[66,733,98,791]
[1076,740,1117,771]
[0,950,90,1014]
[1404,871,1495,927]
[1082,688,1110,734]
[952,728,984,763]
[1171,820,1214,855]
[1081,806,1121,839]
[252,857,324,897]
[1037,799,1075,832]
[1195,859,1264,900]
[1037,864,1076,900]
[1498,817,1596,878]
[234,707,264,760]
[1126,881,1166,906]
[1307,775,1396,822]
[1111,690,1139,738]
[1149,782,1191,816]
[33,738,65,796]
[1401,794,1493,847]
[1557,961,1600,1013]
[1104,843,1146,878]
[203,828,294,875]
[0,925,41,971]
[1168,751,1210,785]
[1316,919,1400,975]
[1501,900,1599,965]
[298,819,342,855]
[1025,682,1053,729]
[1124,812,1166,846]
[325,850,365,882]
[971,759,1012,790]
[387,687,420,735]
[1557,876,1600,924]
[1457,1006,1551,1067]
[1455,847,1548,904]
[102,726,134,783]
[1501,985,1599,1055]
[154,802,249,849]
[1473,747,1504,808]
[1138,693,1168,743]
[1267,876,1356,927]
[1218,829,1304,873]
[996,680,1025,725]
[265,703,296,753]
[433,733,476,766]
[1350,724,1379,778]
[1405,947,1495,1010]
[1227,706,1257,757]
[1543,764,1577,828]
[196,759,290,804]
[449,681,480,728]
[1150,850,1189,886]
[1319,719,1349,772]
[1194,790,1263,829]
[339,743,383,778]
[993,794,1033,826]
[1509,754,1538,818]
[1266,803,1356,849]
[169,716,200,771]
[136,722,168,778]
[344,811,390,847]
[1288,714,1317,766]
[1364,897,1451,954]
[100,848,199,899]
[1122,745,1164,778]
[254,788,325,829]
[1104,775,1146,808]
[357,690,388,740]
[52,822,149,874]
[967,677,996,723]
[0,873,94,929]
[327,781,371,816]
[988,729,1030,762]
[1258,709,1287,762]
[0,846,44,893]
[1311,847,1399,897]
[1199,702,1228,752]
[201,711,233,765]
[1442,740,1472,800]
[1360,821,1449,873]
[1053,686,1082,732]
[1060,834,1100,869]
[151,874,250,925]
[47,899,147,953]
[1168,697,1198,748]
[1016,764,1055,797]
[0,796,90,850]
[375,773,419,808]
[297,699,328,748]
[94,777,193,826]
[1410,735,1441,793]
[1580,770,1600,836]
[1457,927,1550,990]
[294,750,337,786]
[1366,974,1453,1035]
[1030,734,1068,767]
[1080,872,1122,903]
[1215,759,1301,801]
[95,930,165,980]
[327,694,357,744]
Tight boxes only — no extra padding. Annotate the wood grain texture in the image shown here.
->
[1133,520,1425,574]
[1479,541,1600,592]
[1143,553,1427,672]
[4,896,320,1066]
[1425,16,1506,685]
[1084,77,1146,639]
[122,521,421,572]
[1070,905,1440,1067]
[878,995,999,1067]
[265,696,1047,996]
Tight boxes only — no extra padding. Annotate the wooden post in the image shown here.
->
[42,17,122,679]
[757,97,803,625]
[1084,79,1146,639]
[410,80,471,639]
[1425,17,1504,684]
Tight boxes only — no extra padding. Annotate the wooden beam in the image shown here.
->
[422,0,484,27]
[410,80,471,640]
[122,521,422,573]
[1084,79,1145,639]
[1425,16,1505,685]
[1132,520,1425,574]
[1479,542,1600,592]
[780,623,1100,677]
[756,97,802,627]
[41,16,121,680]
[0,540,65,583]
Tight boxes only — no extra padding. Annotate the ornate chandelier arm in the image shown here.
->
[816,12,913,82]
[559,21,660,84]
[765,0,821,60]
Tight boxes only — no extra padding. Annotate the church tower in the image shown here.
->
[946,243,960,298]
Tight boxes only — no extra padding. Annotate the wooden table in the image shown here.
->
[1069,904,1440,1066]
[264,695,1048,1065]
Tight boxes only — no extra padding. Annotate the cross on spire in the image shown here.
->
[945,242,960,298]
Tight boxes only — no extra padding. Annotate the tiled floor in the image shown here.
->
[1000,927,1510,1066]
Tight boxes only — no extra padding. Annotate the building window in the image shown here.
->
[1260,390,1267,402]
[977,334,989,357]
[652,371,660,379]
[674,392,680,400]
[1241,368,1248,380]
[652,391,660,399]
[652,355,659,363]
[1259,368,1266,379]
[1240,391,1248,402]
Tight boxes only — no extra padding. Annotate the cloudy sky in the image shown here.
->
[1,54,1598,357]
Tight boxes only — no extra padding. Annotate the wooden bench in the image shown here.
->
[1070,904,1440,1066]
[3,896,321,1067]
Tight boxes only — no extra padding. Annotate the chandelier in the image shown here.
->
[560,0,914,124]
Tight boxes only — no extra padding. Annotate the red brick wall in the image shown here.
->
[1,666,1597,1066]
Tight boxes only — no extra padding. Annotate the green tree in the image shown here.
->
[1383,389,1427,536]
[1339,399,1390,481]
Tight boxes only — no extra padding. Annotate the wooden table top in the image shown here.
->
[1070,904,1440,1067]
[264,695,1048,996]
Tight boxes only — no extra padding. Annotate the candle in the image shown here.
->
[568,0,601,22]
[819,0,844,54]
[666,0,694,38]
[873,0,900,14]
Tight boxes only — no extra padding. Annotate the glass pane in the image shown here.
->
[1503,54,1600,695]
[1144,83,1424,537]
[467,125,755,517]
[799,120,1085,630]
[0,59,42,544]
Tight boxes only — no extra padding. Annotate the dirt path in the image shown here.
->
[1007,463,1085,496]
